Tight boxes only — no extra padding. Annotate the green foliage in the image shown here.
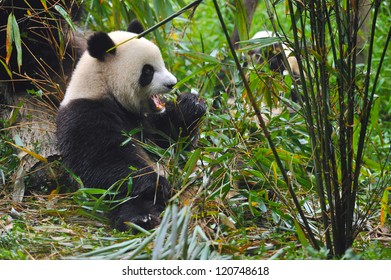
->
[0,102,22,189]
[258,0,391,256]
[0,0,389,259]
[356,240,391,259]
[76,204,228,260]
[6,12,22,73]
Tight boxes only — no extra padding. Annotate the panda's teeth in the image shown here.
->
[151,95,165,111]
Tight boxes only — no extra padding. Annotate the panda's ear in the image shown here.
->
[87,32,116,61]
[127,19,144,34]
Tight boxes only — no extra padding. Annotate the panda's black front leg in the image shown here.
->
[143,93,206,149]
[166,93,206,147]
[108,147,171,231]
[131,170,171,202]
[168,93,206,137]
[111,171,171,231]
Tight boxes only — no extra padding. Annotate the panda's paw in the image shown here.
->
[112,199,164,232]
[120,213,162,232]
[176,93,206,119]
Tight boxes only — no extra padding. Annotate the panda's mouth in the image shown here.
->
[149,94,166,112]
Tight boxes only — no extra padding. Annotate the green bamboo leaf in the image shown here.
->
[13,134,24,147]
[40,0,48,11]
[294,219,309,247]
[5,13,13,65]
[126,231,158,259]
[380,187,390,226]
[218,212,236,229]
[249,191,268,213]
[240,36,282,52]
[111,0,121,30]
[9,101,24,125]
[261,81,273,108]
[0,59,12,78]
[175,64,218,88]
[234,0,249,41]
[169,204,179,259]
[153,0,172,19]
[182,148,201,184]
[10,13,22,70]
[152,205,172,260]
[55,4,76,32]
[243,169,264,179]
[5,141,47,163]
[77,188,113,195]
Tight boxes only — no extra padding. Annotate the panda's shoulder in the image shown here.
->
[57,97,136,129]
[58,98,111,119]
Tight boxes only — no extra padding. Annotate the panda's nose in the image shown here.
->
[165,83,176,90]
[163,70,177,90]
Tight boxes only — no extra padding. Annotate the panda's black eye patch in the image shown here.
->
[139,64,155,87]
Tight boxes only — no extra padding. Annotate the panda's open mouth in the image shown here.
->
[149,94,166,112]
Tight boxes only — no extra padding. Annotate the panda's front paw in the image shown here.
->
[112,199,164,231]
[176,93,206,119]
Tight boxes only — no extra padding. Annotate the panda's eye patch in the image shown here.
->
[139,64,155,87]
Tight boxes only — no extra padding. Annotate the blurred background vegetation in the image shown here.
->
[0,0,390,259]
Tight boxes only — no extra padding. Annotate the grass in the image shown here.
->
[0,0,390,259]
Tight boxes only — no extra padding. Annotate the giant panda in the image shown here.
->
[248,31,300,102]
[56,21,206,231]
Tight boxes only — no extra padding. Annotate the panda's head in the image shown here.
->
[248,30,299,77]
[62,21,177,113]
[248,31,285,73]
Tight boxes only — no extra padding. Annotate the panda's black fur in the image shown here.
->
[56,23,206,231]
[127,19,145,35]
[87,32,117,61]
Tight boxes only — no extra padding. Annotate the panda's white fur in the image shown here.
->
[61,31,177,113]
